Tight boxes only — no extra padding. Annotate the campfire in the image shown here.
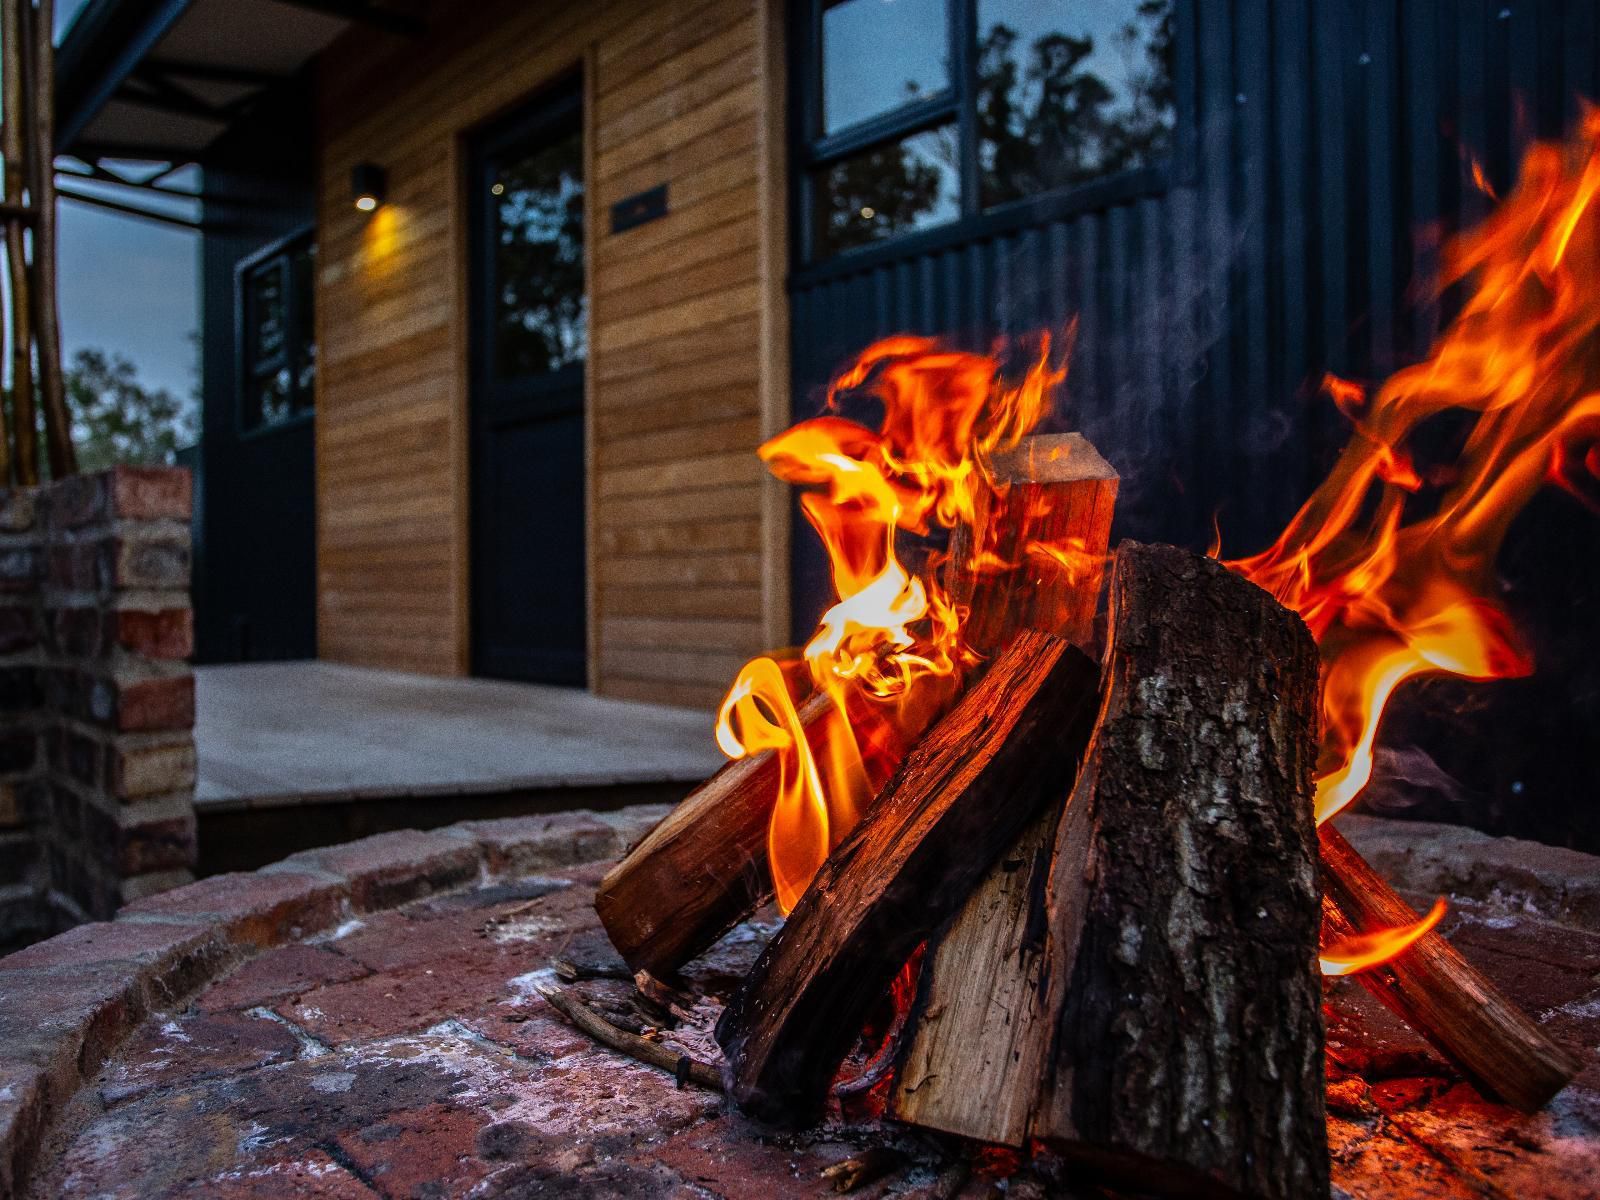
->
[578,112,1600,1197]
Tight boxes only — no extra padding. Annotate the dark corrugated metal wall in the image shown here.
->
[787,0,1600,848]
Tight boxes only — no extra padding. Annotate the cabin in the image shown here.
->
[52,1,1600,801]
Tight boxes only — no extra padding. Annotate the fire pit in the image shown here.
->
[1,807,1596,1197]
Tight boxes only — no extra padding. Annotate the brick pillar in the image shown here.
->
[0,488,47,946]
[0,467,197,939]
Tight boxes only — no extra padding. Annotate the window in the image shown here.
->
[801,0,1174,260]
[239,232,315,431]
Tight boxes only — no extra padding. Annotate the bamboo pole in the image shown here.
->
[24,0,72,477]
[2,0,33,484]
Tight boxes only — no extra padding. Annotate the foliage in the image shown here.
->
[64,347,197,471]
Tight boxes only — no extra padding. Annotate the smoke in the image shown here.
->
[1361,745,1468,814]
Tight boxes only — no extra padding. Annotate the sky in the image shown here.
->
[55,0,200,404]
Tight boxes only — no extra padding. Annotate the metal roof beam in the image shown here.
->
[273,0,422,36]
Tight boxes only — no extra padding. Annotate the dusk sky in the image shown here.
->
[56,0,200,406]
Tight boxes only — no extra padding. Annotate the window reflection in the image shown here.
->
[976,0,1174,207]
[822,0,950,135]
[815,125,960,256]
[240,235,315,432]
[492,127,587,379]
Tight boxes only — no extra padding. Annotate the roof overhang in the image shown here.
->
[56,0,421,166]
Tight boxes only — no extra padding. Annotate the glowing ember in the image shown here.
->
[1320,898,1448,977]
[1226,109,1600,828]
[715,335,1068,911]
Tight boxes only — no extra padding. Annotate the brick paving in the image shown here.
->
[1,809,1598,1197]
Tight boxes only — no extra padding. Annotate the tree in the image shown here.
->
[64,348,197,472]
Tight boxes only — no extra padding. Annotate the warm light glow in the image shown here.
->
[1228,107,1600,826]
[1321,898,1449,976]
[354,195,378,212]
[715,333,1080,911]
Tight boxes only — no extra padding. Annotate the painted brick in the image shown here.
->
[120,870,346,950]
[107,467,190,522]
[0,606,37,654]
[0,547,38,593]
[275,829,481,912]
[109,740,196,800]
[112,609,192,660]
[0,489,34,532]
[108,536,189,591]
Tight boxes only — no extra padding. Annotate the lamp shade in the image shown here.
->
[351,162,386,212]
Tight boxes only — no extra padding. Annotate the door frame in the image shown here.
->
[462,66,592,685]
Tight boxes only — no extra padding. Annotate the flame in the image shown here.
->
[716,336,1070,912]
[1320,898,1448,976]
[1229,109,1600,825]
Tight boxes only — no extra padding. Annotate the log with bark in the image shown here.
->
[715,629,1100,1123]
[1319,824,1580,1112]
[895,542,1330,1200]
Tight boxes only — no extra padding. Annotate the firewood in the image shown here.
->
[945,432,1118,653]
[596,692,832,978]
[715,630,1100,1122]
[1319,824,1580,1112]
[898,543,1330,1200]
[890,432,1119,1147]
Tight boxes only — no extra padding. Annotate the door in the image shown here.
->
[469,79,587,684]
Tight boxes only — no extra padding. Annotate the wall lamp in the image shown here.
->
[351,162,387,213]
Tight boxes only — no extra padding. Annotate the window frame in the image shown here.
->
[792,0,1186,274]
[234,226,317,438]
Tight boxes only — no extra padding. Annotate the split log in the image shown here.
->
[716,629,1100,1123]
[889,431,1119,1145]
[946,432,1118,653]
[1319,825,1580,1112]
[595,691,831,979]
[898,543,1330,1200]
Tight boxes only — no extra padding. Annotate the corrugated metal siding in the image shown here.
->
[788,0,1600,848]
[789,0,1600,631]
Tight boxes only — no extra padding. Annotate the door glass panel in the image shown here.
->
[814,124,960,256]
[822,0,950,135]
[248,263,286,363]
[491,126,587,380]
[290,244,317,409]
[976,0,1174,207]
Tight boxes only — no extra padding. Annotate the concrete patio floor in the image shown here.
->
[195,661,725,812]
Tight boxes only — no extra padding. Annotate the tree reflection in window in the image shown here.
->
[492,126,586,379]
[977,0,1173,207]
[816,126,960,256]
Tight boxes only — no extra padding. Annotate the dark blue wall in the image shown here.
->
[789,0,1600,849]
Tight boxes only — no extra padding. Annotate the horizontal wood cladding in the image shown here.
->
[314,0,774,702]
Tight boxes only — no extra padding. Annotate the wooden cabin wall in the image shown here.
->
[313,0,784,706]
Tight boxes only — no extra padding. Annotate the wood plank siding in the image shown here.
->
[314,0,785,708]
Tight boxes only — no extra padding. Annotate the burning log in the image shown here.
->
[945,432,1118,652]
[896,543,1330,1200]
[1319,824,1580,1112]
[715,629,1100,1122]
[595,692,833,979]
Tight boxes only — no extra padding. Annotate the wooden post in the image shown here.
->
[24,0,74,478]
[716,630,1100,1124]
[1319,825,1580,1112]
[2,0,33,484]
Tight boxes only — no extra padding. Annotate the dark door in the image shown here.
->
[469,80,587,684]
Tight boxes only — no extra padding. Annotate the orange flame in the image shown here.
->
[1320,898,1448,976]
[1229,108,1600,826]
[716,336,1069,911]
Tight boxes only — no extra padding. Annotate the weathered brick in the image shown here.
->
[0,917,225,999]
[46,607,103,658]
[0,783,19,828]
[105,674,195,733]
[116,805,196,876]
[53,729,106,791]
[107,467,190,522]
[109,739,196,800]
[44,474,106,531]
[108,535,189,591]
[0,606,37,654]
[0,732,36,775]
[0,1058,46,1199]
[457,811,620,875]
[0,963,145,1109]
[274,829,481,911]
[0,489,35,533]
[46,542,99,591]
[120,870,345,950]
[0,547,39,593]
[112,609,192,660]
